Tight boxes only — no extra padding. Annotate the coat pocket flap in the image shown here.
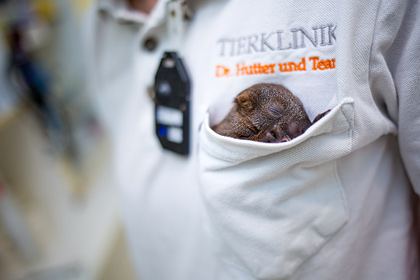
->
[199,97,354,168]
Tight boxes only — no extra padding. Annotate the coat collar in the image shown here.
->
[97,0,168,25]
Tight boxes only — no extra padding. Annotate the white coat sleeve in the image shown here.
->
[385,0,420,193]
[370,0,420,193]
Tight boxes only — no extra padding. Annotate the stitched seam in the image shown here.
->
[367,0,397,136]
[368,0,385,78]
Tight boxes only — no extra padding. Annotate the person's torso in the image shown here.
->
[87,0,418,279]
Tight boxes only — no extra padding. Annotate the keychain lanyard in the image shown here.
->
[166,0,187,50]
[154,0,192,155]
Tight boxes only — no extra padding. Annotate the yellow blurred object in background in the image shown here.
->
[31,0,57,22]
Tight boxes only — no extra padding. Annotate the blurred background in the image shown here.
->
[0,0,136,279]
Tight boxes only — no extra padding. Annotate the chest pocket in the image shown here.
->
[198,98,354,279]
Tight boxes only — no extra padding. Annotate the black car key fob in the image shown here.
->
[154,52,191,156]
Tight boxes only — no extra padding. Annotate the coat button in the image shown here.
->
[143,37,158,51]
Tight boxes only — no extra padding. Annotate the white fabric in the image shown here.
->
[83,0,420,279]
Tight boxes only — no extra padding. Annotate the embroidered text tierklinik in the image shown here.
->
[217,24,336,57]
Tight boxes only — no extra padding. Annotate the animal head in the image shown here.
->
[231,83,312,141]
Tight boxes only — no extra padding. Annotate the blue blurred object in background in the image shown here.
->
[7,20,65,148]
[0,1,130,280]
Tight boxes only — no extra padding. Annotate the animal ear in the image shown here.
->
[236,92,255,111]
[312,109,331,124]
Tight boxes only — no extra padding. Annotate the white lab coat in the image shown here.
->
[83,0,420,279]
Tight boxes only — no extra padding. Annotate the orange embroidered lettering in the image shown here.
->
[216,57,335,78]
[264,64,276,74]
[216,65,230,77]
[278,57,306,72]
[297,58,306,70]
[236,63,276,76]
[309,56,336,70]
[309,56,320,70]
[324,59,332,69]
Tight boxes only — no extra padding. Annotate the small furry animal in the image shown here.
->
[212,83,329,143]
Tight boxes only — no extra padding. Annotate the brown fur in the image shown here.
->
[212,83,329,143]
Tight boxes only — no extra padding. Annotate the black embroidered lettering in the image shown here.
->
[276,30,292,51]
[291,29,299,49]
[261,32,275,51]
[237,37,247,55]
[217,23,337,57]
[248,34,259,54]
[217,38,235,56]
[318,25,328,46]
[217,39,227,56]
[328,24,336,45]
[294,27,318,48]
[317,24,336,46]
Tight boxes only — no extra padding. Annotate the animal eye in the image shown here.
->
[268,105,282,117]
